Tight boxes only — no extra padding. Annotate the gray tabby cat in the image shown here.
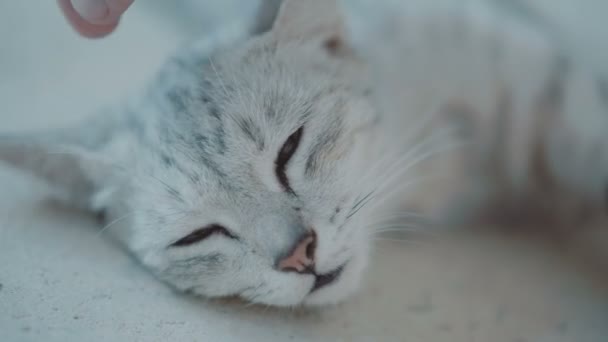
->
[1,0,607,307]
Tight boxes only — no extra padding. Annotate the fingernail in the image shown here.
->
[71,0,109,23]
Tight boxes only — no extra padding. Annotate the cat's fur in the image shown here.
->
[1,0,607,307]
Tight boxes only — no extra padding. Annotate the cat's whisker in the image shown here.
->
[358,147,413,197]
[161,210,192,218]
[374,228,427,236]
[346,190,378,220]
[373,237,427,246]
[241,284,266,307]
[367,221,429,234]
[377,210,427,218]
[208,57,230,99]
[350,173,435,223]
[374,229,427,236]
[244,297,260,308]
[370,174,439,209]
[355,130,416,184]
[372,214,425,228]
[350,193,371,213]
[370,219,427,231]
[367,222,423,232]
[369,136,439,184]
[357,148,403,187]
[147,174,186,202]
[399,136,467,174]
[367,138,468,209]
[372,221,425,231]
[95,211,138,238]
[95,208,189,238]
[347,190,376,218]
[360,127,460,201]
[377,128,461,184]
[45,151,79,156]
[385,102,456,157]
[373,226,438,238]
[399,100,447,145]
[367,211,428,225]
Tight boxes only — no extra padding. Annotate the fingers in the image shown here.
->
[57,0,134,38]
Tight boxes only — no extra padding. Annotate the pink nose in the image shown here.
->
[278,232,316,273]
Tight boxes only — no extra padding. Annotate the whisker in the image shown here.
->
[373,225,426,234]
[148,174,185,203]
[371,128,462,193]
[95,208,190,238]
[374,228,438,239]
[373,223,425,232]
[348,173,433,225]
[346,192,377,221]
[354,127,459,212]
[95,211,138,238]
[373,237,427,246]
[375,230,424,236]
[209,57,230,98]
[367,211,428,225]
[347,190,375,219]
[367,174,437,211]
[366,140,469,214]
[370,133,443,184]
[400,100,446,145]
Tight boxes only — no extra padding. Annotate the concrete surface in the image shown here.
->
[1,1,608,341]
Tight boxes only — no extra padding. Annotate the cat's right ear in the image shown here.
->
[271,0,350,56]
[251,0,283,35]
[0,112,137,211]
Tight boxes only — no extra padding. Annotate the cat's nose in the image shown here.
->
[277,231,316,274]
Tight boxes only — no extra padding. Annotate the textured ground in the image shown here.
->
[1,1,607,341]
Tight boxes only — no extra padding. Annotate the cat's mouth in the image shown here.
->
[310,264,345,293]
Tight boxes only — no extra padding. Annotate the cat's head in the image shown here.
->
[0,0,381,307]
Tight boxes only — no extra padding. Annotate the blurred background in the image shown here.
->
[0,1,607,341]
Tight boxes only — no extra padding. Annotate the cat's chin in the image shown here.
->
[232,251,368,308]
[302,252,368,307]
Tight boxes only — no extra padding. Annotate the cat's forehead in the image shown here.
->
[207,39,352,123]
[165,38,355,156]
[159,36,359,142]
[145,36,372,207]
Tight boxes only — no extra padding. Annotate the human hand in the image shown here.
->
[58,0,134,38]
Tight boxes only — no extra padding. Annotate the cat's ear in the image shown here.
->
[251,0,283,35]
[271,0,350,56]
[0,114,134,211]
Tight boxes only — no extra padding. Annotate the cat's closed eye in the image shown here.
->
[169,224,237,248]
[275,126,304,193]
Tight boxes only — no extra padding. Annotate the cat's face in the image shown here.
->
[0,0,380,307]
[127,29,379,306]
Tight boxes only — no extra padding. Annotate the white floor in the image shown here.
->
[1,1,607,341]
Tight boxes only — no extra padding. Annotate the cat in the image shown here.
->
[1,0,607,307]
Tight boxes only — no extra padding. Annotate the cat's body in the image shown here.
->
[1,0,607,307]
[347,0,608,223]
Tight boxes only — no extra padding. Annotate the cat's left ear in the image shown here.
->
[0,114,135,211]
[271,0,350,56]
